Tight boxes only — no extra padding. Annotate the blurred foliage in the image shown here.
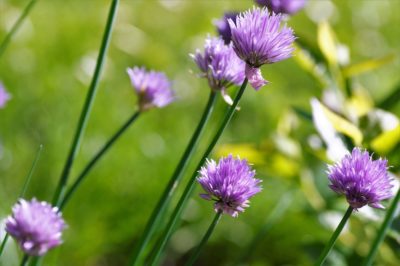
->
[1,0,400,265]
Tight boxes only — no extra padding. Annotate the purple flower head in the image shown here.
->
[191,37,245,104]
[256,0,307,15]
[5,198,66,256]
[229,7,296,90]
[0,82,11,108]
[197,155,262,217]
[127,67,175,111]
[214,12,239,44]
[328,148,393,209]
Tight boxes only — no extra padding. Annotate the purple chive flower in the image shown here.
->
[0,82,11,108]
[328,148,393,209]
[214,12,239,44]
[5,199,66,256]
[191,37,245,105]
[256,0,307,15]
[127,67,175,111]
[229,7,296,90]
[197,155,262,217]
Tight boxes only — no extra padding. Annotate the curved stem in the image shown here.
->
[185,211,222,266]
[51,0,119,207]
[315,206,353,266]
[129,91,217,265]
[20,254,29,266]
[148,78,248,266]
[0,0,38,58]
[0,145,43,257]
[363,188,400,266]
[59,110,141,209]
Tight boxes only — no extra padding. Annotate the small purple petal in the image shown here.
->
[127,67,175,111]
[327,148,394,210]
[256,0,307,15]
[214,12,239,44]
[197,155,262,217]
[5,198,67,256]
[245,65,268,90]
[200,194,212,200]
[191,37,245,92]
[0,82,11,108]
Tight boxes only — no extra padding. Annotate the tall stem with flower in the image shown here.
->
[147,7,296,264]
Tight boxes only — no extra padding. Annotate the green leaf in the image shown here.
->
[320,102,363,146]
[342,54,396,77]
[292,106,313,121]
[293,44,329,87]
[318,22,338,67]
[370,125,400,154]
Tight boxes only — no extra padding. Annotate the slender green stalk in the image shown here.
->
[28,257,39,266]
[0,145,43,257]
[185,211,222,266]
[20,254,29,266]
[315,206,353,266]
[363,188,400,266]
[0,0,38,58]
[128,91,217,265]
[148,78,248,266]
[58,111,141,209]
[51,0,119,207]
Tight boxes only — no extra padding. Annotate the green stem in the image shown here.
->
[19,145,43,197]
[315,206,353,266]
[28,256,39,266]
[148,78,248,266]
[0,0,38,58]
[185,211,222,266]
[20,254,29,266]
[129,91,217,266]
[0,145,43,257]
[51,0,119,207]
[59,110,141,210]
[363,188,400,266]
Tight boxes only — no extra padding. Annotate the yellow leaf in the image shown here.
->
[271,154,300,178]
[346,87,374,117]
[371,125,400,154]
[320,103,363,145]
[342,54,396,77]
[318,22,337,66]
[215,143,265,165]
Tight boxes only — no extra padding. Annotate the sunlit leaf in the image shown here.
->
[215,143,265,165]
[300,169,325,210]
[318,22,338,67]
[321,102,363,146]
[293,44,328,88]
[346,86,374,117]
[271,154,300,178]
[342,54,396,77]
[311,98,349,161]
[370,125,400,154]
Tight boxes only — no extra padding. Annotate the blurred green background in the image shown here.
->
[1,0,400,265]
